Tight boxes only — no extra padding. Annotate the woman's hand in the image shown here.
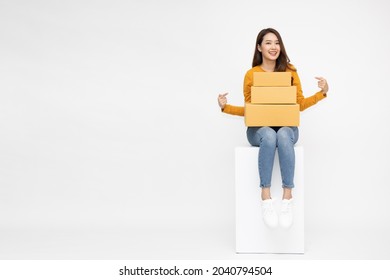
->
[315,77,329,95]
[218,93,228,109]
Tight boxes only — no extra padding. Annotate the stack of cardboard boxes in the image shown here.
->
[245,72,300,127]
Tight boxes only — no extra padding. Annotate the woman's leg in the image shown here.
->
[247,127,277,200]
[276,126,299,198]
[276,126,299,229]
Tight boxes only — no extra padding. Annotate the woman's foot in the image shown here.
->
[282,187,292,200]
[261,198,278,228]
[279,198,293,229]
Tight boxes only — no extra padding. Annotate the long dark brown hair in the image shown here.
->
[252,28,294,72]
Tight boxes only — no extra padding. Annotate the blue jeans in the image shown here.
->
[246,126,299,188]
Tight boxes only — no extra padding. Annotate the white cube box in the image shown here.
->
[235,146,304,254]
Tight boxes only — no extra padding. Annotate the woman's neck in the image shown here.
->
[260,60,276,72]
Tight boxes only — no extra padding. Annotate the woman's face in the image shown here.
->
[258,32,280,62]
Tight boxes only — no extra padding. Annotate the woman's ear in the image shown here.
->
[257,44,261,52]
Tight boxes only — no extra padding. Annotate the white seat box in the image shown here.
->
[235,146,304,254]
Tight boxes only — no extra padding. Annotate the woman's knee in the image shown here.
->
[259,127,277,147]
[277,127,296,145]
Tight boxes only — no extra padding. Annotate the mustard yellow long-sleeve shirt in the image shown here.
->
[222,65,326,116]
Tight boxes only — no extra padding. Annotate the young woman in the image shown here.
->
[218,28,328,229]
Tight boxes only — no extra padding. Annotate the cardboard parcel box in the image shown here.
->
[251,86,297,104]
[245,103,300,127]
[253,72,292,87]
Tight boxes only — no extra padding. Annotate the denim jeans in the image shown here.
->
[246,126,299,188]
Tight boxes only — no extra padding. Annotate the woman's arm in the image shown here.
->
[293,71,328,111]
[217,70,253,116]
[217,93,245,116]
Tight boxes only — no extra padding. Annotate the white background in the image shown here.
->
[1,0,390,259]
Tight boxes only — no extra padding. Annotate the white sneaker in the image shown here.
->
[279,198,293,229]
[261,199,278,228]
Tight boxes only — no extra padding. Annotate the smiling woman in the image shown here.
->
[217,28,328,229]
[259,34,281,68]
[254,29,292,72]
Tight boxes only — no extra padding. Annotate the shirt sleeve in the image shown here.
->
[222,104,244,115]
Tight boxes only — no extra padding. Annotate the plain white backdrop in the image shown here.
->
[1,0,390,259]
